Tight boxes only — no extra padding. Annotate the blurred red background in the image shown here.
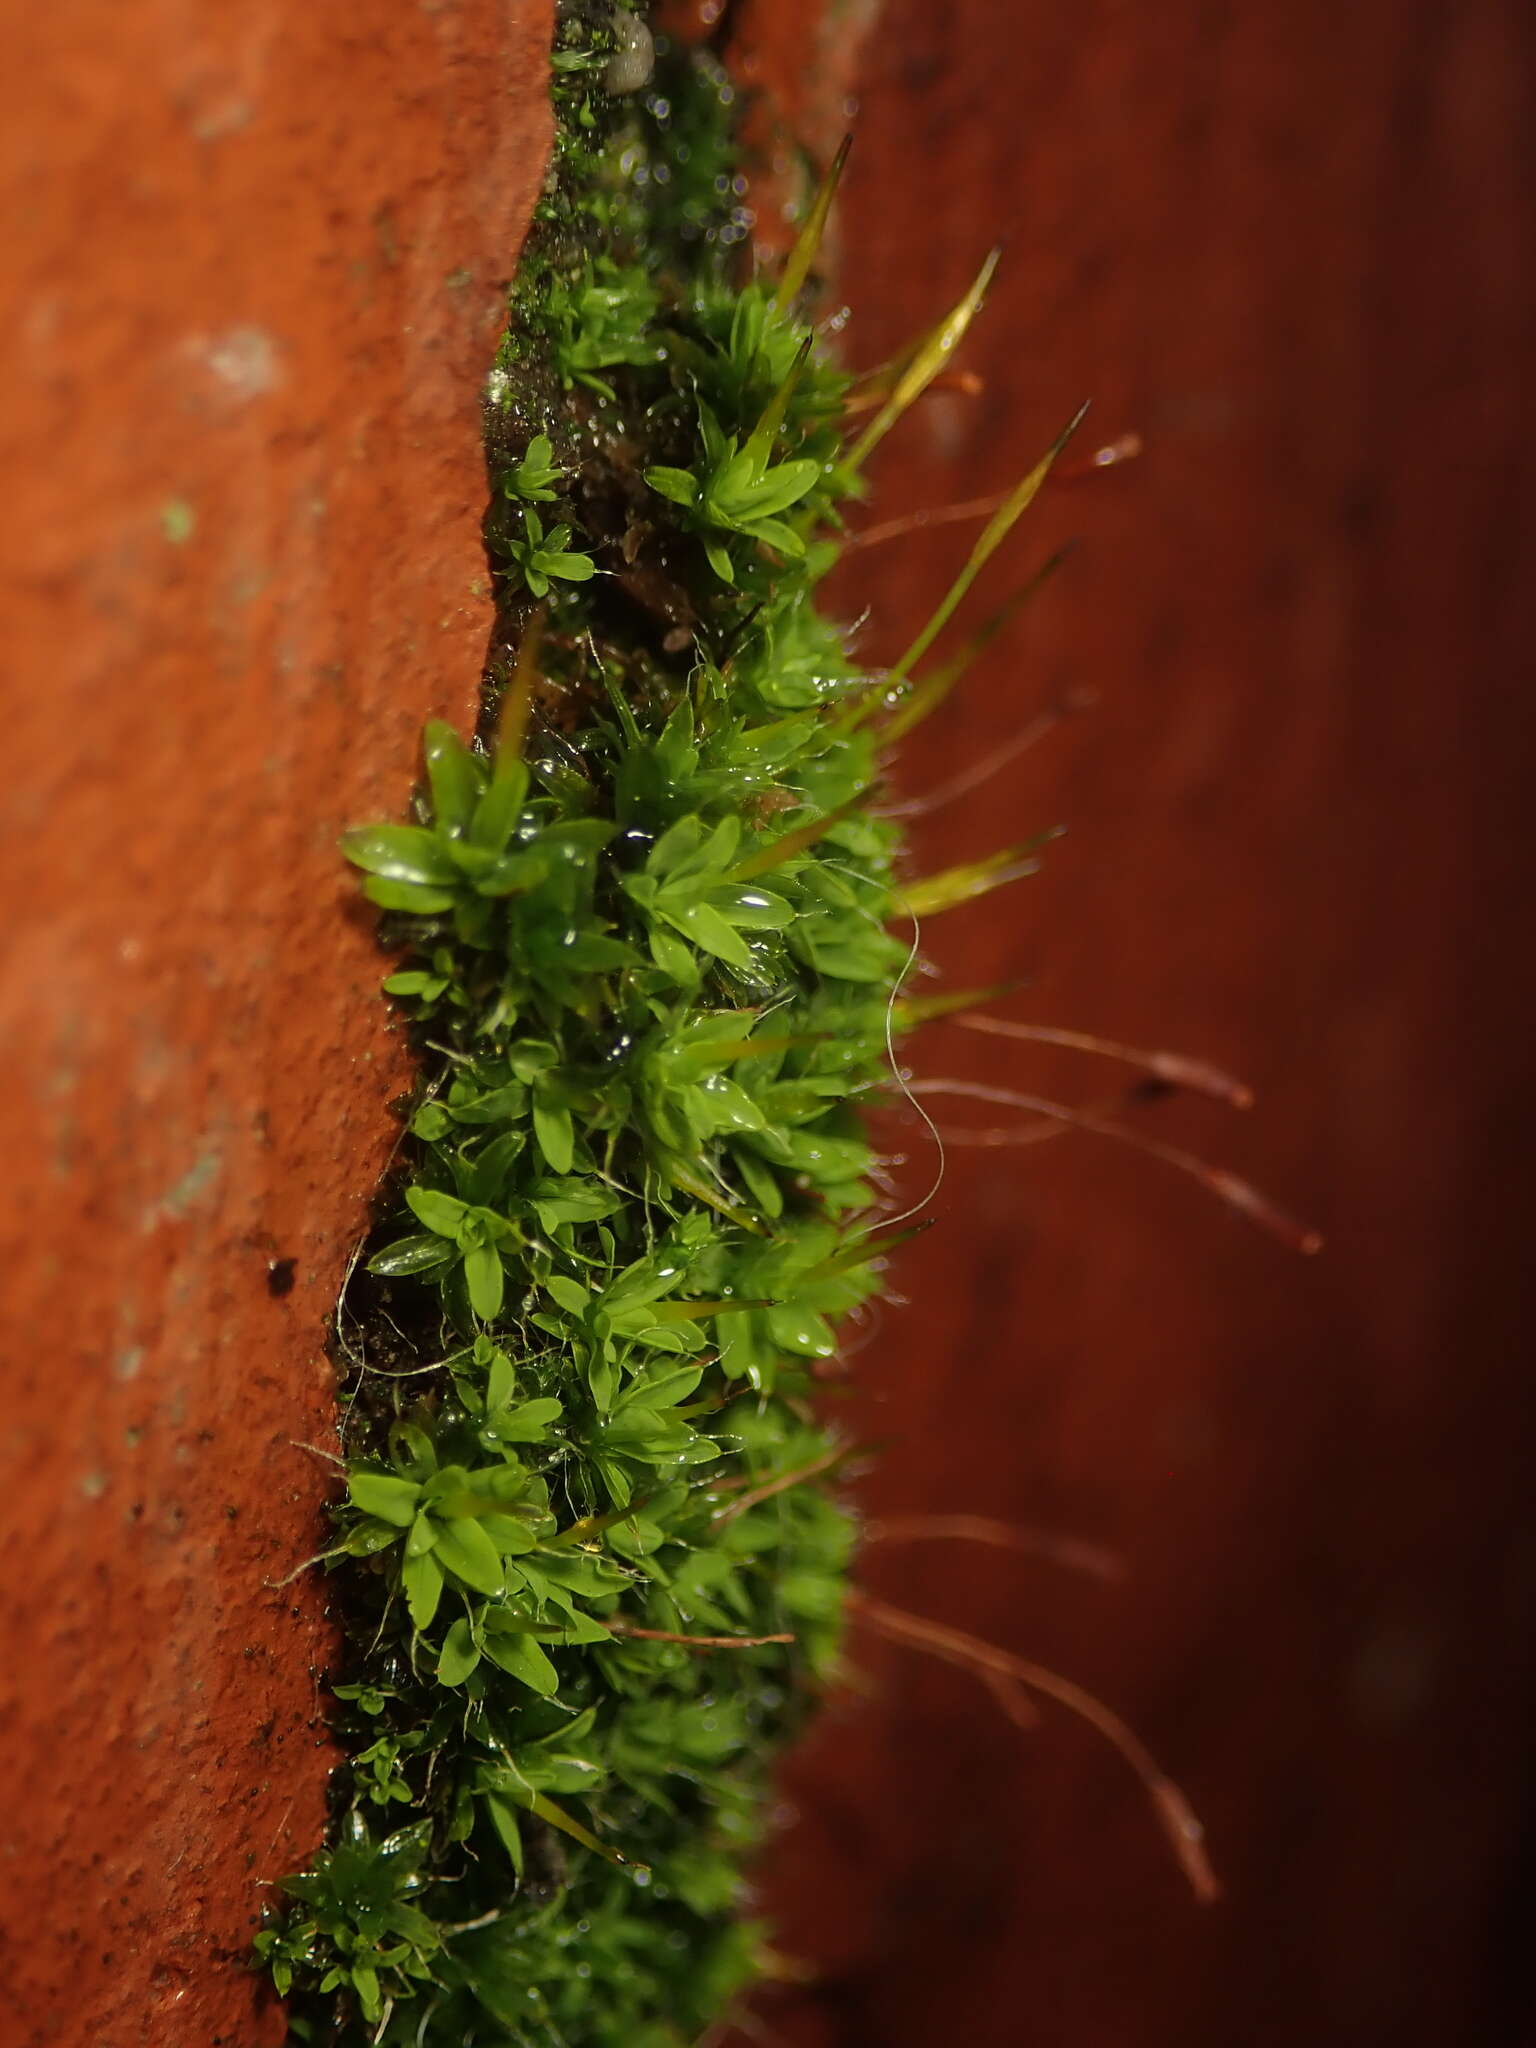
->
[717,2,1536,2044]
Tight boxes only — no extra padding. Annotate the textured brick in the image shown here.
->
[0,5,552,2040]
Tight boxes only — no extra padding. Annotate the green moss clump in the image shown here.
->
[257,12,1061,2044]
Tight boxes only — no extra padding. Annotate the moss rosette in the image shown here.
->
[259,11,1034,2043]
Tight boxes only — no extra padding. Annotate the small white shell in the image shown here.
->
[604,11,655,95]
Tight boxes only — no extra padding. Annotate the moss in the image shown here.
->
[257,11,1067,2043]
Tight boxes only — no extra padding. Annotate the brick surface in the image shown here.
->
[0,5,552,2040]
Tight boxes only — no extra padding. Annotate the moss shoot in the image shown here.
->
[257,9,1086,2042]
